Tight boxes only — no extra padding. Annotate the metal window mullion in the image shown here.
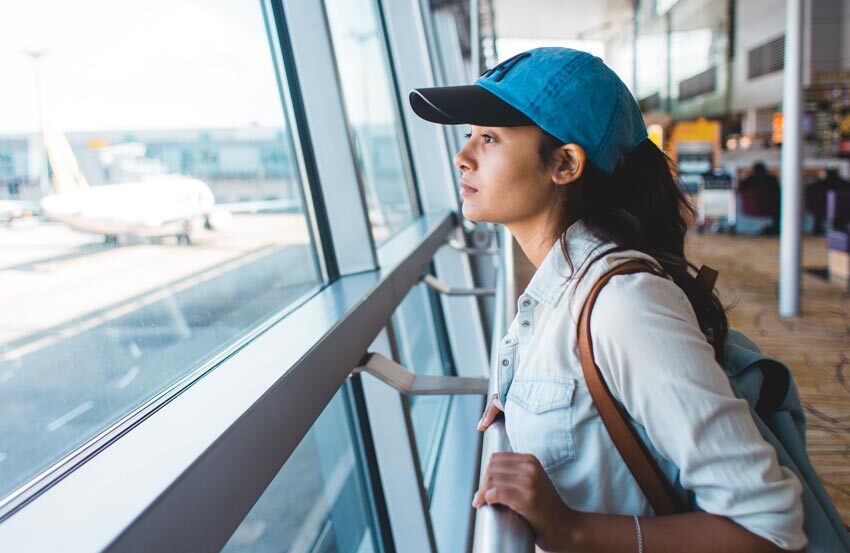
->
[0,213,454,553]
[345,375,394,553]
[279,0,378,276]
[379,3,490,552]
[261,0,331,282]
[360,328,436,553]
[380,0,488,380]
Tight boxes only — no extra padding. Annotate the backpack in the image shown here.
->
[578,260,850,551]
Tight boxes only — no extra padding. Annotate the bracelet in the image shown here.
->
[632,515,644,553]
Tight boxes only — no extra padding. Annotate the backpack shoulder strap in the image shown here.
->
[576,259,684,515]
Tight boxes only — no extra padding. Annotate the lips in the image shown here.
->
[460,180,478,195]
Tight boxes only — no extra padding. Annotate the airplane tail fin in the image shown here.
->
[43,127,89,193]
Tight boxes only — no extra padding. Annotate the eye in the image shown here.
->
[463,132,472,139]
[482,133,495,143]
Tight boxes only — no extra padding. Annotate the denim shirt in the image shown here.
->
[494,221,806,551]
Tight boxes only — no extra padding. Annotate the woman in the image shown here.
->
[409,48,805,552]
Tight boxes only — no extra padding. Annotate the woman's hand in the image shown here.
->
[477,394,504,431]
[472,452,574,551]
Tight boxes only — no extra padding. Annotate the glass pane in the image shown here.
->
[391,283,451,479]
[0,1,320,500]
[223,388,378,553]
[324,0,417,244]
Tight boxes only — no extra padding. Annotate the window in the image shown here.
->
[222,387,381,553]
[391,280,454,488]
[323,0,417,244]
[748,35,785,80]
[0,0,320,503]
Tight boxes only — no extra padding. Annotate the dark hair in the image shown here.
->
[538,132,729,361]
[753,161,767,174]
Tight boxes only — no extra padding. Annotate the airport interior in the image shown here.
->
[1,0,850,551]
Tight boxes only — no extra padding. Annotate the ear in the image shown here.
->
[551,143,586,186]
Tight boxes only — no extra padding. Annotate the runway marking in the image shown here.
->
[115,366,140,389]
[0,244,277,364]
[1,242,113,272]
[0,371,12,384]
[46,400,94,432]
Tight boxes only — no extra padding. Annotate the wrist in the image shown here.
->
[560,509,592,551]
[537,505,589,552]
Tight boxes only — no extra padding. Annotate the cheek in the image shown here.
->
[463,177,549,224]
[481,160,550,217]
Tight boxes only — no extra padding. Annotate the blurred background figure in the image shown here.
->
[807,166,850,234]
[738,161,780,234]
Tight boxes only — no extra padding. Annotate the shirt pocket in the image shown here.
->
[505,376,577,472]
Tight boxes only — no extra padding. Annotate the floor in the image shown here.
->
[687,232,850,525]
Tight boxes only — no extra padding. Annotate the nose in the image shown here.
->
[454,141,474,173]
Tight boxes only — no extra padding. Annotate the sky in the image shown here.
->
[0,0,403,136]
[0,0,290,134]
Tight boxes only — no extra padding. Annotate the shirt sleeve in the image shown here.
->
[589,271,806,551]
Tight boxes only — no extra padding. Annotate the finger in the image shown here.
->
[487,451,532,468]
[479,471,534,501]
[488,452,543,473]
[481,459,531,481]
[483,484,527,512]
[471,490,483,508]
[477,400,503,431]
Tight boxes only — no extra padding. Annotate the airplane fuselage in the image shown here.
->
[40,175,216,239]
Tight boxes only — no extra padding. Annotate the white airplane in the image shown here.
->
[39,128,231,244]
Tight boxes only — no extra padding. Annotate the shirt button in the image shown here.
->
[501,358,510,367]
[521,320,530,327]
[521,299,531,308]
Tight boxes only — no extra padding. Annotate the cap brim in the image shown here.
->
[409,85,534,126]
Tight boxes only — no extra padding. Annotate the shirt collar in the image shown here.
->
[523,220,605,306]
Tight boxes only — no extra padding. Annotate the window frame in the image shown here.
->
[378,1,492,551]
[0,1,490,551]
[0,212,456,552]
[0,0,333,520]
[320,0,424,243]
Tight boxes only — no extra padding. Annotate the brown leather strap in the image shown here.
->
[696,265,719,293]
[577,260,684,516]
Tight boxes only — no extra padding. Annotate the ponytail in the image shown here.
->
[539,134,728,361]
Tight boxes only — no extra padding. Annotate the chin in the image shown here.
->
[462,201,502,224]
[461,202,485,223]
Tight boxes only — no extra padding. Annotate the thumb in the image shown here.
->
[477,398,503,431]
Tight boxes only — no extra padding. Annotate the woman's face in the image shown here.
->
[454,125,554,225]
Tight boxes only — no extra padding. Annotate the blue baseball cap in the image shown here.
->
[409,47,648,174]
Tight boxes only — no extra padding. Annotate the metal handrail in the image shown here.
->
[421,273,496,297]
[446,238,499,256]
[470,233,535,553]
[353,352,488,395]
[472,419,535,553]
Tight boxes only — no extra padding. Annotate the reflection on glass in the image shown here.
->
[631,0,728,110]
[223,388,378,553]
[324,0,416,244]
[0,1,320,500]
[391,283,451,480]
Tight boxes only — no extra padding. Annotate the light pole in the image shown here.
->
[21,49,50,197]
